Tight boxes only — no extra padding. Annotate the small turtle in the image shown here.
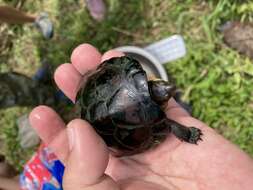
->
[77,56,202,154]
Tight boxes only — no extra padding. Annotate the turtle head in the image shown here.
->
[148,79,176,105]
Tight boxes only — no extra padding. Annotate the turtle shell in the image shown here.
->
[78,56,167,152]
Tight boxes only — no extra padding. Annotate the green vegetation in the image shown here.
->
[0,0,253,170]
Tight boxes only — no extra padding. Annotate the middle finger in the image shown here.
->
[54,44,102,102]
[54,45,124,102]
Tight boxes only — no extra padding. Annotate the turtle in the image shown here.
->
[77,56,202,154]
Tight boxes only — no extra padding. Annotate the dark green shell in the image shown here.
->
[78,56,167,151]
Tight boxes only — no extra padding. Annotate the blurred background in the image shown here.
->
[0,0,253,173]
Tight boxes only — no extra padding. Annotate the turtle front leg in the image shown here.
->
[166,119,203,144]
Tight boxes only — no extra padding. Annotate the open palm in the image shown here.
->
[29,44,253,190]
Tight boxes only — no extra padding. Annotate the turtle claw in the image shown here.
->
[188,127,203,144]
[169,120,203,145]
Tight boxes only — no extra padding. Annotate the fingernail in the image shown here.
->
[67,127,75,151]
[33,113,41,120]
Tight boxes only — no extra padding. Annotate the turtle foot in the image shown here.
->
[188,127,203,144]
[167,119,203,145]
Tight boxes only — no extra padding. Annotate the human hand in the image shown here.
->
[29,44,253,190]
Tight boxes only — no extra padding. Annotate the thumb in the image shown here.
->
[63,119,119,190]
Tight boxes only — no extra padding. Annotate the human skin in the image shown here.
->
[29,44,253,190]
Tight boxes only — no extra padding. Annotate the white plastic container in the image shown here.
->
[115,46,169,81]
[116,35,186,81]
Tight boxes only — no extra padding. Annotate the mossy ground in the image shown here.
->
[0,0,253,171]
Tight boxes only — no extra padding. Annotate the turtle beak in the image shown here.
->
[165,85,176,98]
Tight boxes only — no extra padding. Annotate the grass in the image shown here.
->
[0,0,253,170]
